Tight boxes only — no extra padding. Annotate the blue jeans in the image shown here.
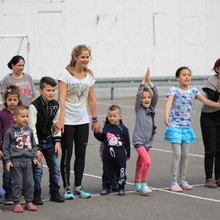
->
[0,187,5,204]
[2,160,11,198]
[33,139,60,193]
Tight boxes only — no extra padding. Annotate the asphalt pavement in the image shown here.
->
[0,89,220,220]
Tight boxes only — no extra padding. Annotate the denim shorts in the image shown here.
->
[164,126,195,144]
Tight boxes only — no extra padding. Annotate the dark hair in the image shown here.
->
[13,105,28,116]
[104,105,123,125]
[175,66,191,78]
[7,55,25,69]
[40,76,57,89]
[108,104,121,113]
[213,58,220,73]
[2,84,22,108]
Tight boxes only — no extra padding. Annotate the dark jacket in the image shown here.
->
[28,96,61,146]
[94,123,131,157]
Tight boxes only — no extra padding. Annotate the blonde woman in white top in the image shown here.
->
[55,45,100,199]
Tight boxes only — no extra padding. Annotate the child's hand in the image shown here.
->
[6,162,13,172]
[37,150,43,162]
[54,120,64,134]
[142,68,150,84]
[54,142,61,157]
[126,157,130,161]
[33,159,41,167]
[0,150,3,160]
[145,67,150,83]
[92,121,101,133]
[165,116,170,126]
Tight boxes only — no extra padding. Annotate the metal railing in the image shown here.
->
[0,75,209,101]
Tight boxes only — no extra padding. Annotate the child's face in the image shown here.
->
[40,84,56,103]
[141,91,152,108]
[14,109,28,128]
[176,69,191,87]
[6,94,19,112]
[107,109,122,125]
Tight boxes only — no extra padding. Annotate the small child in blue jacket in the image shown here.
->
[94,105,130,196]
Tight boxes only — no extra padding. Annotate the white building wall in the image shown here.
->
[0,0,219,80]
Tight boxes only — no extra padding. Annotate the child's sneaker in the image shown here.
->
[50,191,65,203]
[100,188,111,195]
[180,181,193,190]
[133,182,141,192]
[13,204,24,213]
[24,202,38,211]
[73,186,91,198]
[140,183,152,195]
[4,196,13,205]
[118,188,125,196]
[33,191,43,205]
[170,182,183,192]
[63,188,75,200]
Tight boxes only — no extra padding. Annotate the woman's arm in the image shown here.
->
[88,86,101,133]
[165,95,174,126]
[54,80,67,133]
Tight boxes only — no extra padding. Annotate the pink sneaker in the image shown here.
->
[13,204,24,213]
[170,183,183,192]
[180,181,193,190]
[25,202,38,211]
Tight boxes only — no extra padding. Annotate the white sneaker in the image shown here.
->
[140,183,152,195]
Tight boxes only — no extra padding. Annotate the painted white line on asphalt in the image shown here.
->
[151,147,204,158]
[42,166,219,204]
[152,187,220,203]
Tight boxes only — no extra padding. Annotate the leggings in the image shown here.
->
[171,143,190,184]
[135,147,152,183]
[200,114,220,180]
[61,123,89,188]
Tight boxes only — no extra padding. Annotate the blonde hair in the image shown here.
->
[67,45,93,75]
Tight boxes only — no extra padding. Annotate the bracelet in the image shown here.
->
[92,116,98,121]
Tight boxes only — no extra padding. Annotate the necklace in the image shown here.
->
[68,66,86,79]
[11,72,23,79]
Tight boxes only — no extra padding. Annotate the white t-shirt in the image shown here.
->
[58,68,95,125]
